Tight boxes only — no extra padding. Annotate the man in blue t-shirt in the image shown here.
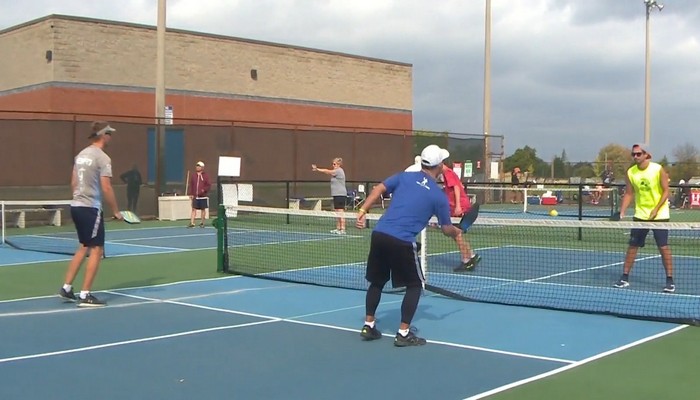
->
[355,144,461,347]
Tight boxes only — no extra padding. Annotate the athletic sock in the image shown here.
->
[62,284,72,292]
[365,320,375,328]
[397,328,409,337]
[80,291,89,300]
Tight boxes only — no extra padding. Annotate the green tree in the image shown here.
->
[571,162,595,179]
[593,143,632,183]
[552,149,572,179]
[671,142,700,182]
[504,146,547,180]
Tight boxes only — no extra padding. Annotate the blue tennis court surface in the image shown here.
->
[0,276,684,399]
[1,223,694,398]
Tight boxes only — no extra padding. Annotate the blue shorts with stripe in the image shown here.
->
[71,206,105,247]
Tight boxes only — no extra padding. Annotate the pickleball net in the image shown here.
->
[465,185,620,219]
[1,200,77,255]
[216,204,700,324]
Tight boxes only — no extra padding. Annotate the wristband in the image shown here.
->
[359,208,367,214]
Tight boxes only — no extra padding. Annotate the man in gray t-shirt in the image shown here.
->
[312,157,348,234]
[59,121,122,308]
[72,144,113,208]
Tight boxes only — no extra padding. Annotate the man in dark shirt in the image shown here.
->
[510,167,522,204]
[120,164,143,212]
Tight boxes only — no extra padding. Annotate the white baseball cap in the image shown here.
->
[420,145,450,167]
[632,143,652,158]
[196,161,205,167]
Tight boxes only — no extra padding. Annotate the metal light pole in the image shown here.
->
[643,0,663,146]
[155,0,167,196]
[483,0,492,182]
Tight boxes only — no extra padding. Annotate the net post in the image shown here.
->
[577,184,583,240]
[216,203,226,273]
[286,181,291,225]
[522,187,528,213]
[1,201,5,244]
[217,176,223,205]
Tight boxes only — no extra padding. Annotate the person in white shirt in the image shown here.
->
[404,155,422,172]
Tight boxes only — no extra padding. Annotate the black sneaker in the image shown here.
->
[394,331,427,347]
[613,279,630,288]
[453,254,481,272]
[58,288,76,302]
[663,282,676,293]
[360,324,382,341]
[77,293,107,308]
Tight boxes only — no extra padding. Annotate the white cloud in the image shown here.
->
[0,0,698,160]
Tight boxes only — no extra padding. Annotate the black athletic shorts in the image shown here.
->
[332,196,346,210]
[193,198,209,210]
[71,206,105,247]
[365,231,424,288]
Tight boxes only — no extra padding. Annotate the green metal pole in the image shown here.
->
[216,204,225,272]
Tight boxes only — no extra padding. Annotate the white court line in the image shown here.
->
[109,232,213,242]
[110,288,573,365]
[0,282,575,366]
[0,245,218,268]
[0,319,279,365]
[0,286,293,318]
[0,275,246,304]
[526,255,658,282]
[462,324,689,400]
[104,241,186,251]
[30,225,214,237]
[284,319,574,364]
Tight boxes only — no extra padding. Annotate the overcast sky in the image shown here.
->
[1,0,698,161]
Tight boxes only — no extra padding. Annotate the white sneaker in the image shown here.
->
[337,230,346,235]
[330,229,340,234]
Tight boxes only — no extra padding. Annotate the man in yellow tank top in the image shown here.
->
[613,144,675,293]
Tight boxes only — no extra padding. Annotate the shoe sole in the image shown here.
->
[663,288,676,293]
[58,294,76,303]
[394,340,427,347]
[454,256,482,273]
[77,302,107,308]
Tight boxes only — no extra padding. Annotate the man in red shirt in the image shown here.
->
[188,161,212,228]
[443,162,481,271]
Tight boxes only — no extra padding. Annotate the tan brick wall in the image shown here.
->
[46,17,412,110]
[0,20,54,91]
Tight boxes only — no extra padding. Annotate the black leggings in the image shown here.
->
[366,282,422,325]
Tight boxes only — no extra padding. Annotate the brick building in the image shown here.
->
[0,15,418,212]
[0,14,412,128]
